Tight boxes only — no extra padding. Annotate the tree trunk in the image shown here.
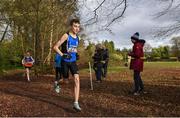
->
[48,19,54,65]
[44,1,54,65]
[20,32,25,54]
[41,31,45,62]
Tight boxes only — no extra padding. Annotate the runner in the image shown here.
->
[54,53,62,93]
[53,18,81,111]
[22,51,34,82]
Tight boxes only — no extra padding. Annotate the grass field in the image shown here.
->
[0,62,180,116]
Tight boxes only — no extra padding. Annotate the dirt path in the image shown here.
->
[0,71,88,117]
[0,69,180,117]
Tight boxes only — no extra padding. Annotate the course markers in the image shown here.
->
[89,62,93,90]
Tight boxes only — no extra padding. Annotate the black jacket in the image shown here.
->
[102,49,109,63]
[92,49,104,64]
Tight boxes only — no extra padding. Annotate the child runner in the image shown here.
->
[53,18,81,111]
[22,51,34,82]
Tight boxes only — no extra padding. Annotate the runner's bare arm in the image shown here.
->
[31,57,35,64]
[22,57,25,65]
[53,33,68,56]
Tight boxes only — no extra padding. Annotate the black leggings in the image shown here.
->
[55,67,62,81]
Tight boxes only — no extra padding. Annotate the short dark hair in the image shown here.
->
[26,50,31,54]
[70,19,80,26]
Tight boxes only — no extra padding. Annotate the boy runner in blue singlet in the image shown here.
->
[53,18,81,111]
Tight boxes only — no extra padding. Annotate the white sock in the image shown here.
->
[55,81,58,84]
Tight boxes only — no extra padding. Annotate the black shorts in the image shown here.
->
[62,61,79,78]
[25,67,31,69]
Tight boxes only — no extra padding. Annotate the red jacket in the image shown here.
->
[128,42,144,72]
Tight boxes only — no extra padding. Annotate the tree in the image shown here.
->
[151,46,170,59]
[151,48,161,58]
[144,43,152,53]
[120,48,129,62]
[103,40,115,53]
[171,36,180,57]
[0,0,77,73]
[162,46,170,59]
[0,0,128,72]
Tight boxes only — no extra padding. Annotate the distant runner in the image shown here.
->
[22,51,34,82]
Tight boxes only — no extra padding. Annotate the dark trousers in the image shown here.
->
[94,63,103,81]
[55,67,62,81]
[133,70,144,92]
[102,63,108,78]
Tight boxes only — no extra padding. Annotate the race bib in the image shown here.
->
[67,45,77,53]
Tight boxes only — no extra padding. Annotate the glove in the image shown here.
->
[62,53,72,59]
[76,53,80,60]
[101,61,106,64]
[93,64,97,71]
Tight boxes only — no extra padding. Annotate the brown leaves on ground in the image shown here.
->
[0,67,180,117]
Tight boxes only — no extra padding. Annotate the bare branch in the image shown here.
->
[154,0,174,18]
[154,0,180,37]
[83,0,106,26]
[155,22,180,38]
[106,0,127,27]
[81,0,127,31]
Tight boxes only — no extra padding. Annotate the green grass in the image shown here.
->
[107,66,129,73]
[144,62,180,68]
[110,62,180,72]
[0,65,23,74]
[79,62,180,74]
[80,66,129,74]
[1,62,179,75]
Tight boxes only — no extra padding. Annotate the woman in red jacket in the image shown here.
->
[128,32,146,95]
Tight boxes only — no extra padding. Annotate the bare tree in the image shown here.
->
[155,0,180,37]
[144,43,152,53]
[171,36,180,57]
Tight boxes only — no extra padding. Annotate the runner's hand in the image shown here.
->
[63,53,71,59]
[76,53,79,60]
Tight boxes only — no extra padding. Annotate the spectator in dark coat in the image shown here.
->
[102,46,109,79]
[93,44,104,83]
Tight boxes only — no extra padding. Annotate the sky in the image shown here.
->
[78,0,180,49]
